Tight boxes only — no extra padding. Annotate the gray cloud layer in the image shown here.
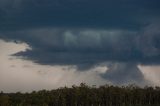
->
[0,25,159,85]
[1,26,159,66]
[0,0,160,31]
[103,62,146,85]
[0,0,160,85]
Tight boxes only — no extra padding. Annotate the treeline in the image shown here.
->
[1,83,160,106]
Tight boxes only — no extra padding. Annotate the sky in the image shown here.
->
[0,0,160,92]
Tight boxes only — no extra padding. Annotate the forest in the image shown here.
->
[0,83,160,106]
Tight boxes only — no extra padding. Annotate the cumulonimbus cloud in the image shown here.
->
[0,23,159,85]
[0,0,160,85]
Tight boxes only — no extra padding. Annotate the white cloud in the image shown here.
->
[139,65,160,86]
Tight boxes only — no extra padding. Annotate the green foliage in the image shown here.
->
[0,83,160,106]
[0,95,10,106]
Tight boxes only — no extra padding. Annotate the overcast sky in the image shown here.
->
[0,0,160,92]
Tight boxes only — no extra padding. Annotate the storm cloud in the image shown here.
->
[0,0,160,86]
[0,0,160,30]
[1,26,159,66]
